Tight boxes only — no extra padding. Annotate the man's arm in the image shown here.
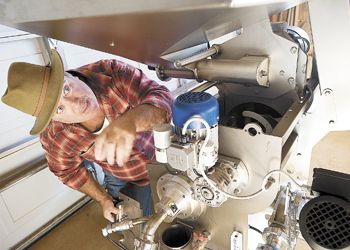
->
[91,60,172,166]
[79,174,119,222]
[95,104,166,166]
[40,128,120,222]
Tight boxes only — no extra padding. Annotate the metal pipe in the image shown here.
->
[102,216,151,236]
[132,216,151,225]
[140,211,168,243]
[194,56,269,86]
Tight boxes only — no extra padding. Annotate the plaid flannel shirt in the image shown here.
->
[40,59,172,189]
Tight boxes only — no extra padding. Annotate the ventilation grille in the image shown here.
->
[177,92,211,104]
[300,196,350,249]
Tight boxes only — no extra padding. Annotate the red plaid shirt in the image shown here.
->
[40,60,172,189]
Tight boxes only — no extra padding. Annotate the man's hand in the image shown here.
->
[95,115,136,166]
[95,104,166,166]
[100,198,120,222]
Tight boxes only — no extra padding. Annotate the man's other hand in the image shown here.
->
[95,115,136,166]
[100,198,121,222]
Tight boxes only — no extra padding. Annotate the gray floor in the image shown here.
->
[28,131,350,250]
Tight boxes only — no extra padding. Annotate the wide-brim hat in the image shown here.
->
[1,49,64,135]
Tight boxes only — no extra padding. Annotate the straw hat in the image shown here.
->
[2,49,64,135]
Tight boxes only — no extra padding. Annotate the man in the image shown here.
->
[2,49,172,222]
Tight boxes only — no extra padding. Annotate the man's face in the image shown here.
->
[52,74,100,124]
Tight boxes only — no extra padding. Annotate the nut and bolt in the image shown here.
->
[170,204,178,212]
[279,70,285,76]
[264,177,275,190]
[259,70,268,78]
[288,77,295,85]
[174,61,182,68]
[290,46,298,54]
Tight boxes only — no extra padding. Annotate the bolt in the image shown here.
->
[288,77,295,85]
[302,64,306,73]
[134,239,141,247]
[170,204,178,212]
[290,46,298,54]
[323,88,333,96]
[233,188,240,195]
[109,41,115,47]
[265,177,275,190]
[329,120,335,125]
[279,70,285,76]
[174,61,182,68]
[259,70,268,78]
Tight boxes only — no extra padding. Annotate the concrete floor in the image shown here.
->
[28,201,117,250]
[28,131,350,250]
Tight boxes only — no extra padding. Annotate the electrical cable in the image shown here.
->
[182,116,265,200]
[249,225,263,235]
[287,28,310,53]
[262,169,303,190]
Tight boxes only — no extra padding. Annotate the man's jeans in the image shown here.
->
[104,170,153,216]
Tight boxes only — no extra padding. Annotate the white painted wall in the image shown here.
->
[0,25,88,250]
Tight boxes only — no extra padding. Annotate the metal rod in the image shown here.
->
[156,67,195,80]
[174,45,220,68]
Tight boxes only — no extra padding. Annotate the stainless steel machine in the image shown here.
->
[1,0,349,249]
